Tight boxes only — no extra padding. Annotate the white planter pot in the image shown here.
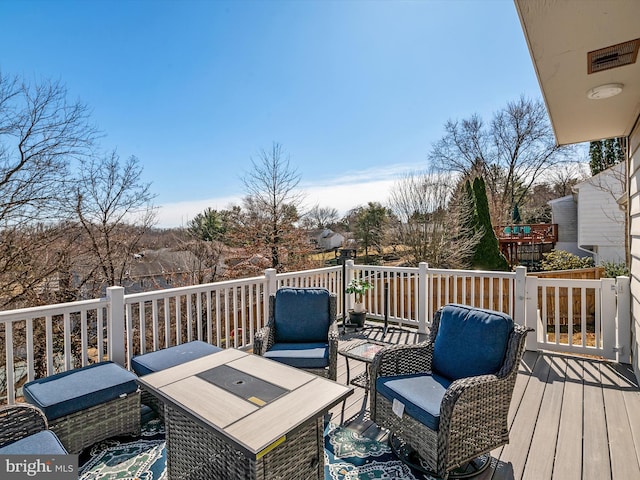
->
[354,302,365,313]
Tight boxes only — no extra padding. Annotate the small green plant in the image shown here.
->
[345,278,373,303]
[599,261,629,278]
[540,250,594,271]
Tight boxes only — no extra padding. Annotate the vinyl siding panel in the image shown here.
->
[629,121,640,381]
[574,163,625,260]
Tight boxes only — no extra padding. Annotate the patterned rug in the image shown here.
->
[78,417,437,479]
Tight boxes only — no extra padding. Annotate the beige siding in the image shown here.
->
[629,121,640,381]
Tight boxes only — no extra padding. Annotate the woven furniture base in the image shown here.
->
[165,405,324,480]
[49,391,141,454]
[141,388,164,421]
[376,394,439,471]
[389,433,491,479]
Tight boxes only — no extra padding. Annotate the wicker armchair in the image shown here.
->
[0,403,67,454]
[254,287,338,380]
[370,304,529,479]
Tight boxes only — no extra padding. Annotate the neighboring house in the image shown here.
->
[311,229,345,251]
[515,0,640,379]
[549,163,626,264]
[548,195,581,257]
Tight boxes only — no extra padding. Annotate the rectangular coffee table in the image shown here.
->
[138,348,353,480]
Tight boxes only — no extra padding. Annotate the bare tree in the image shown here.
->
[388,169,480,268]
[73,151,156,293]
[0,73,97,306]
[302,205,339,229]
[429,96,572,223]
[240,143,309,271]
[545,162,588,197]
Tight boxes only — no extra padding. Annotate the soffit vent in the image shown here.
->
[588,38,640,74]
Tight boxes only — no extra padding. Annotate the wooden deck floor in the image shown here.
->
[329,322,640,480]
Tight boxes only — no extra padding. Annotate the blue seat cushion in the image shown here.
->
[274,288,332,343]
[432,304,513,381]
[23,361,138,421]
[131,340,222,376]
[376,373,451,431]
[263,342,330,369]
[0,430,67,455]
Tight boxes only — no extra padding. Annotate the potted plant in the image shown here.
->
[346,278,373,327]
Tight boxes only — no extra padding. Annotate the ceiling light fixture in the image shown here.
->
[586,83,624,100]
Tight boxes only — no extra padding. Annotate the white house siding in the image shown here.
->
[628,121,640,381]
[574,162,626,264]
[549,195,584,257]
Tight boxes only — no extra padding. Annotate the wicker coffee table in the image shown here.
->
[339,340,388,389]
[139,348,352,480]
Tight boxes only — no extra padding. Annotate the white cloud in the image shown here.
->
[155,163,421,228]
[156,195,242,228]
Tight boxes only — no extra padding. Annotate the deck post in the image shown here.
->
[265,268,277,296]
[601,278,617,361]
[418,262,428,333]
[616,275,631,364]
[107,286,126,367]
[517,266,536,351]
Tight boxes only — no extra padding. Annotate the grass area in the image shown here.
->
[545,323,598,348]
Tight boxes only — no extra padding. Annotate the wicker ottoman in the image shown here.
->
[22,361,140,453]
[131,341,222,418]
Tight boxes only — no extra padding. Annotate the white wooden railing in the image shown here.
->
[0,263,631,404]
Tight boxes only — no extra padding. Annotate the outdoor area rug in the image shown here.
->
[77,417,437,479]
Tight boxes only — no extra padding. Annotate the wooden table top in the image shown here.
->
[138,348,353,457]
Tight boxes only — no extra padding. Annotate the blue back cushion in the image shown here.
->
[274,288,331,343]
[432,304,513,381]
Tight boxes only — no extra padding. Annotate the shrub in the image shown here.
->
[540,250,594,271]
[599,261,629,278]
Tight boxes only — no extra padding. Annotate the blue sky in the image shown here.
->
[0,0,541,227]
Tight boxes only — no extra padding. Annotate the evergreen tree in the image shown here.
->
[471,177,509,271]
[589,141,605,176]
[589,138,625,175]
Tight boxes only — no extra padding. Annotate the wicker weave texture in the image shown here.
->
[141,388,164,421]
[165,405,324,480]
[371,308,529,478]
[49,391,141,453]
[254,292,338,381]
[0,403,49,448]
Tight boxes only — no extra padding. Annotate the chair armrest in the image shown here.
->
[253,325,274,356]
[438,372,516,462]
[370,342,434,380]
[327,324,339,381]
[0,404,48,448]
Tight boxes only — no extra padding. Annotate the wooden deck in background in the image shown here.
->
[329,322,640,480]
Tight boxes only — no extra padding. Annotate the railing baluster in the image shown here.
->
[206,291,212,345]
[26,318,34,382]
[46,315,53,376]
[81,310,88,366]
[175,295,182,345]
[5,322,14,404]
[63,312,72,370]
[164,297,171,347]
